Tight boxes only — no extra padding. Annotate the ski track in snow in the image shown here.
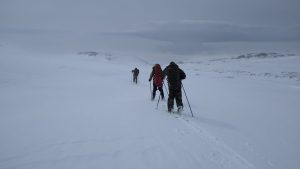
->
[166,112,256,169]
[0,82,257,168]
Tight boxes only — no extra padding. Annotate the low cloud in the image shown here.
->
[127,20,300,42]
[1,20,299,55]
[122,20,300,54]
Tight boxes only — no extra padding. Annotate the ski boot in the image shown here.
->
[177,106,183,114]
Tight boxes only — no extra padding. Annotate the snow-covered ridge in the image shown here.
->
[180,52,299,66]
[78,51,99,56]
[233,52,296,59]
[178,52,300,82]
[78,51,113,60]
[208,70,300,81]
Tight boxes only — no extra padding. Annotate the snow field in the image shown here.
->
[1,48,300,169]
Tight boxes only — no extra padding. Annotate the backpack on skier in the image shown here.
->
[153,64,163,87]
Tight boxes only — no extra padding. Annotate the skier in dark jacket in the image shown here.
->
[163,62,186,112]
[132,67,139,84]
[149,64,164,100]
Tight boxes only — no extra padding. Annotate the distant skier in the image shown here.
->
[163,62,186,112]
[149,64,164,100]
[132,67,139,84]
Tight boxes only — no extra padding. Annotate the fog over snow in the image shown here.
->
[1,1,300,169]
[1,0,300,56]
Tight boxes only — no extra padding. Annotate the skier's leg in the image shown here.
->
[152,85,158,100]
[134,76,138,84]
[168,90,175,112]
[175,90,183,110]
[158,86,164,99]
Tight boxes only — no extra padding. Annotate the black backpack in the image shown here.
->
[167,66,181,90]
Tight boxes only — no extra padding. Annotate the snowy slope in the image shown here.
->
[1,46,299,169]
[182,54,300,169]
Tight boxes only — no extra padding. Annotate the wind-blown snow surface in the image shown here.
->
[1,47,299,169]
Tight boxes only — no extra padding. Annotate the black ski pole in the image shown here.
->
[149,81,152,99]
[156,95,161,109]
[182,83,194,117]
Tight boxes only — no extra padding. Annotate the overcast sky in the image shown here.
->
[1,0,300,55]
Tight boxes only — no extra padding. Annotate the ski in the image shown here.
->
[166,109,189,121]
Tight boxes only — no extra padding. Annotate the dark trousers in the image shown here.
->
[168,89,183,110]
[152,85,164,100]
[133,75,138,84]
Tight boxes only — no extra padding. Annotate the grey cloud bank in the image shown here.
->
[120,20,300,54]
[1,0,300,55]
[126,21,300,42]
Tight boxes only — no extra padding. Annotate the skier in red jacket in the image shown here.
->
[149,64,164,100]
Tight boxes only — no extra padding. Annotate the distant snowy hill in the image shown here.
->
[1,45,299,169]
[233,52,297,59]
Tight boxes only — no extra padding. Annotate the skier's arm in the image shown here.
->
[179,69,186,80]
[162,66,168,79]
[149,69,154,81]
